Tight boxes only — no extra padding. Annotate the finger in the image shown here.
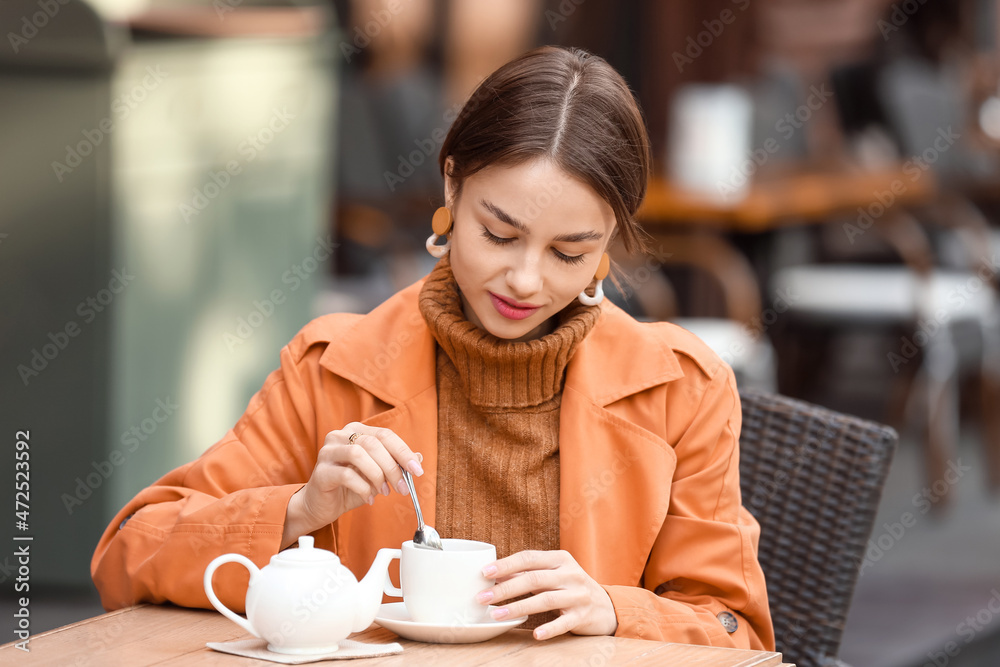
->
[354,435,415,497]
[337,430,409,497]
[321,429,396,496]
[486,550,565,579]
[532,613,577,641]
[484,569,562,605]
[315,463,378,506]
[489,589,572,623]
[344,423,424,476]
[328,443,390,498]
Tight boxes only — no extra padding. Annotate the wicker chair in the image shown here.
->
[738,389,898,667]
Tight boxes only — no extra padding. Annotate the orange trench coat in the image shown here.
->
[91,274,775,650]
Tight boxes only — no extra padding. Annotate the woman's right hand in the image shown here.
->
[281,423,423,549]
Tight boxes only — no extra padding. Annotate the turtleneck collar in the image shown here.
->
[418,255,600,408]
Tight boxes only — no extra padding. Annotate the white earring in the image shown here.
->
[578,252,610,306]
[426,206,453,258]
[426,233,450,258]
[578,280,605,306]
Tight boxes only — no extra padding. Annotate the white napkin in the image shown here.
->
[206,638,403,663]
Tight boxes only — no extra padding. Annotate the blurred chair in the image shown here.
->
[771,209,1000,506]
[772,50,1000,505]
[738,389,898,667]
[620,232,778,391]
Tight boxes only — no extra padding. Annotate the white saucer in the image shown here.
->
[373,602,527,644]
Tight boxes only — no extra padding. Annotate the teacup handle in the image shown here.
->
[203,554,261,638]
[383,549,403,597]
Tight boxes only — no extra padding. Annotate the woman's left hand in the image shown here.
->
[475,550,618,640]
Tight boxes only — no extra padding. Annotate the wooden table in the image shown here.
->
[0,604,794,666]
[638,167,937,232]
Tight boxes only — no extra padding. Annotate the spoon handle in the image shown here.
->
[400,467,425,528]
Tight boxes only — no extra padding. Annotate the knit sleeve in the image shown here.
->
[90,329,331,614]
[602,362,775,650]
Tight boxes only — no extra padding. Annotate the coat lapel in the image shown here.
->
[559,302,685,585]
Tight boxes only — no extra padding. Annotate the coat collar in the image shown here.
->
[319,272,685,406]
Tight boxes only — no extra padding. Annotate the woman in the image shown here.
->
[92,45,774,650]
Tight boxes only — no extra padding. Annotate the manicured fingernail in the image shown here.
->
[491,608,509,620]
[417,452,424,462]
[382,482,390,496]
[396,479,410,495]
[476,590,493,603]
[534,628,547,640]
[367,494,375,506]
[482,565,497,577]
[407,459,424,476]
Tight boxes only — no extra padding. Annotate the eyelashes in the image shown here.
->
[479,227,587,266]
[480,227,514,247]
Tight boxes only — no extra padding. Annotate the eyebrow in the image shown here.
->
[480,198,605,243]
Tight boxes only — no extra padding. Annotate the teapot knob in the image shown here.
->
[298,536,315,549]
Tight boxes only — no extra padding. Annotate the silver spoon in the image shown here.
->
[399,466,443,550]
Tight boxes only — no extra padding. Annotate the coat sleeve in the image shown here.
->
[90,332,332,613]
[602,362,775,650]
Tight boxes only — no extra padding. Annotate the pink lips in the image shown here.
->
[489,292,540,320]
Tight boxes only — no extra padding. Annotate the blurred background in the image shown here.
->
[1,1,999,665]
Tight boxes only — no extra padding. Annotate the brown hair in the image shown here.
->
[438,45,651,256]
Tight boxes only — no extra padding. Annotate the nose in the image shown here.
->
[505,253,543,300]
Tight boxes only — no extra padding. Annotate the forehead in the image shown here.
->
[464,159,615,233]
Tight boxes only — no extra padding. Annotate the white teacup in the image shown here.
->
[383,539,496,625]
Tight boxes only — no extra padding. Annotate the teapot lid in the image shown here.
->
[273,536,340,564]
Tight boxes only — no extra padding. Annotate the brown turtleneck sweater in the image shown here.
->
[418,256,599,627]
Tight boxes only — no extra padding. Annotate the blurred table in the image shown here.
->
[633,166,940,324]
[0,604,793,666]
[638,167,938,231]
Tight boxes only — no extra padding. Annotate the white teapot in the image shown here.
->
[203,536,398,654]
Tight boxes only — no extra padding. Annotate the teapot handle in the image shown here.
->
[203,554,261,638]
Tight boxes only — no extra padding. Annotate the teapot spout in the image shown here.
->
[352,548,400,633]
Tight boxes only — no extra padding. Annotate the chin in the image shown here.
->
[474,301,545,340]
[483,315,538,341]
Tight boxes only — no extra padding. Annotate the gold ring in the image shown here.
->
[349,432,361,444]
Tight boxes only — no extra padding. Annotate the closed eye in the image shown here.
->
[554,249,586,265]
[481,226,588,266]
[480,227,514,245]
